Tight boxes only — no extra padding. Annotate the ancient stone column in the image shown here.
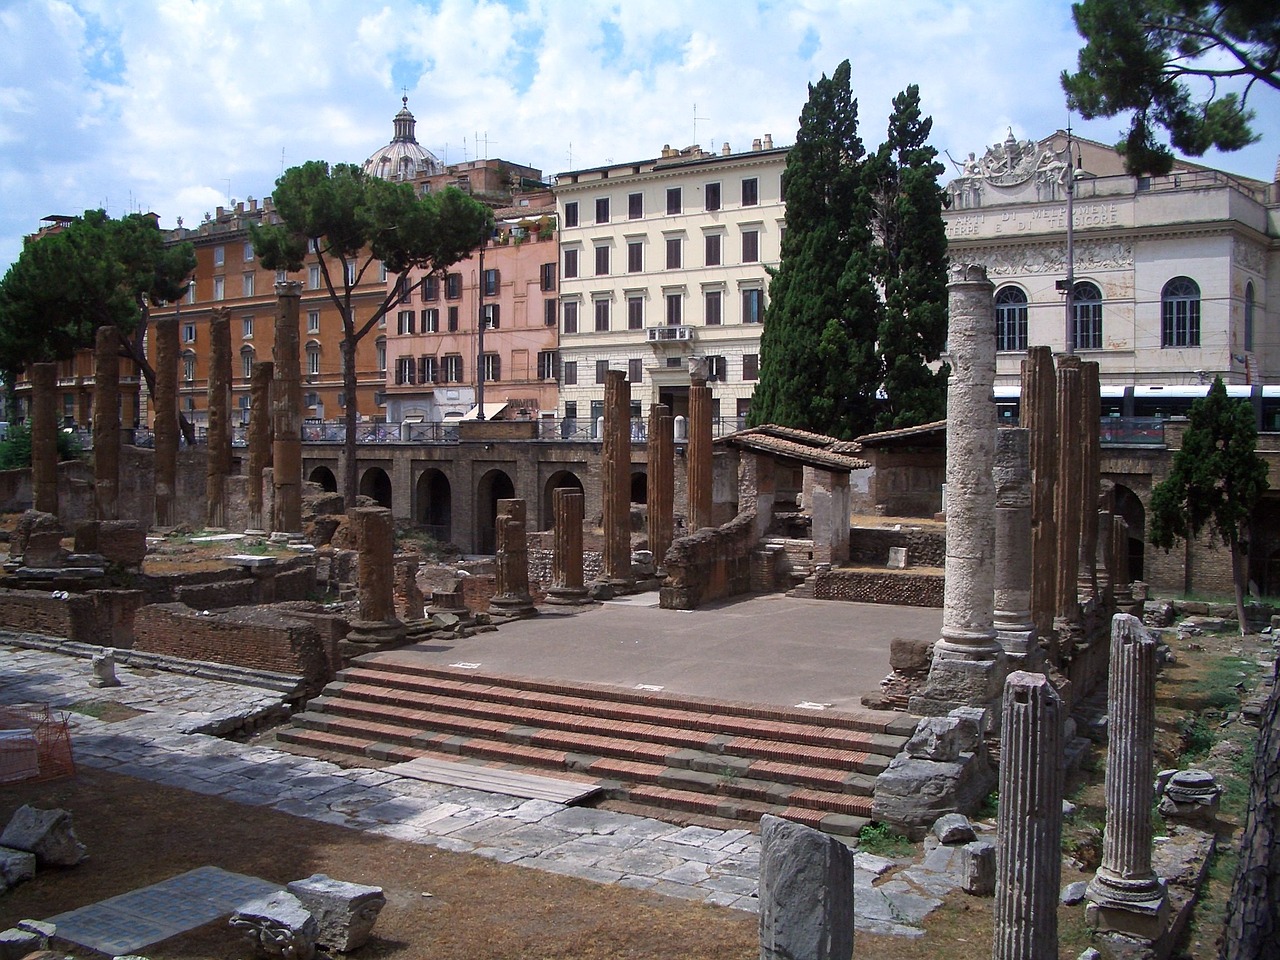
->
[489,498,537,618]
[246,360,274,533]
[1113,516,1141,617]
[600,369,633,585]
[29,362,59,516]
[153,316,180,527]
[993,428,1037,667]
[547,488,589,605]
[647,403,675,570]
[1078,360,1101,600]
[1020,345,1057,639]
[1095,481,1116,613]
[1086,614,1169,939]
[345,506,405,646]
[396,553,425,621]
[688,377,713,533]
[92,326,121,521]
[992,671,1064,960]
[272,281,303,533]
[912,264,1005,717]
[206,307,232,528]
[1054,355,1083,626]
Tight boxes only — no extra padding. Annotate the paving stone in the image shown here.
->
[542,807,627,835]
[504,799,566,823]
[657,860,711,885]
[702,872,758,897]
[663,825,726,847]
[596,847,684,877]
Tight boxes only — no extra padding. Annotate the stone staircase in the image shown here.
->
[278,652,916,836]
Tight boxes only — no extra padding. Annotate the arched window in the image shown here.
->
[995,286,1028,352]
[182,351,196,382]
[1161,277,1201,347]
[240,346,255,380]
[1072,281,1103,350]
[1244,281,1255,352]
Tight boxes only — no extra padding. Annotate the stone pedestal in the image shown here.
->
[646,403,675,569]
[912,264,1006,718]
[345,506,405,646]
[272,282,303,533]
[489,498,538,618]
[993,428,1038,668]
[29,363,59,517]
[247,360,274,532]
[206,307,233,528]
[547,488,590,605]
[92,326,120,521]
[600,369,633,585]
[153,316,180,527]
[758,814,855,960]
[1086,614,1169,939]
[992,671,1064,960]
[1020,346,1057,639]
[1078,360,1101,601]
[688,377,713,533]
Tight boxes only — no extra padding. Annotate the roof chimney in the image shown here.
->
[721,142,731,156]
[752,138,762,151]
[763,134,773,149]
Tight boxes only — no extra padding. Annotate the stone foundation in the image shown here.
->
[810,570,944,607]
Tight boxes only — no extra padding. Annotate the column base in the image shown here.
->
[1086,873,1170,941]
[544,586,591,606]
[344,619,407,647]
[488,595,539,619]
[995,625,1042,670]
[909,644,1008,718]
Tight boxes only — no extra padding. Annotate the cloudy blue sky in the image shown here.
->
[3,0,1277,271]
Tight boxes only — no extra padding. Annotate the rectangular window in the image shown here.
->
[564,201,579,227]
[186,284,196,304]
[376,340,386,372]
[483,303,500,329]
[213,277,225,301]
[307,348,320,376]
[1073,303,1103,351]
[705,233,721,266]
[742,230,759,263]
[665,293,682,325]
[344,260,356,286]
[445,272,462,299]
[563,248,579,279]
[594,299,610,332]
[443,354,464,382]
[705,290,722,326]
[705,182,721,211]
[242,315,254,339]
[422,308,439,333]
[628,192,643,219]
[213,245,225,267]
[183,356,195,381]
[594,245,610,276]
[243,242,253,262]
[595,197,609,224]
[275,268,287,284]
[307,310,320,334]
[379,261,388,283]
[595,359,609,384]
[627,296,644,330]
[742,177,759,206]
[242,351,254,378]
[540,262,556,292]
[537,350,560,380]
[395,356,415,385]
[628,358,643,383]
[743,353,759,381]
[544,299,557,326]
[419,355,438,384]
[742,288,764,324]
[666,237,681,269]
[481,353,500,382]
[707,355,727,382]
[447,306,459,332]
[397,310,416,335]
[627,240,643,273]
[424,275,439,301]
[242,272,254,297]
[563,361,577,385]
[308,265,321,290]
[666,187,681,215]
[183,323,196,343]
[563,300,579,334]
[482,268,499,297]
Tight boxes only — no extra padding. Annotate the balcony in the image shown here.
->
[646,325,694,343]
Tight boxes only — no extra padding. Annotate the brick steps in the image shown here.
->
[279,657,911,836]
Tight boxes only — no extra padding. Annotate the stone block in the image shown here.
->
[886,546,908,569]
[958,840,995,895]
[932,813,976,844]
[0,927,42,960]
[90,649,121,688]
[1061,881,1089,905]
[0,805,86,866]
[905,716,965,762]
[75,521,147,567]
[872,752,996,840]
[759,814,854,960]
[0,846,36,891]
[230,891,318,960]
[889,637,934,675]
[286,873,386,953]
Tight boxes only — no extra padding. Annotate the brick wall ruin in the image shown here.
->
[811,570,944,608]
[660,511,758,610]
[849,527,946,568]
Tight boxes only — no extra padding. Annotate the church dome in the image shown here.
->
[362,97,444,181]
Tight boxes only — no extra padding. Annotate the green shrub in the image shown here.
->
[855,822,914,857]
[0,424,83,470]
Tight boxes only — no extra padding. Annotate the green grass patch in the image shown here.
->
[855,822,914,858]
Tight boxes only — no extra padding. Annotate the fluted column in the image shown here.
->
[688,377,713,532]
[1086,613,1169,938]
[490,498,537,618]
[153,317,179,527]
[993,671,1064,960]
[272,281,303,533]
[1054,355,1083,625]
[601,369,633,584]
[92,326,120,521]
[547,488,589,605]
[1020,346,1057,638]
[246,360,274,532]
[206,307,232,528]
[993,428,1037,666]
[1078,360,1101,600]
[29,362,59,516]
[647,403,674,570]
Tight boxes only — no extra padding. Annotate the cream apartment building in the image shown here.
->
[554,140,788,432]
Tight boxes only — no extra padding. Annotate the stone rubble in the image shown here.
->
[0,804,87,867]
[230,890,318,960]
[286,873,386,953]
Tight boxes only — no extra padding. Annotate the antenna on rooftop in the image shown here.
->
[693,103,710,145]
[567,141,573,169]
[280,147,287,176]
